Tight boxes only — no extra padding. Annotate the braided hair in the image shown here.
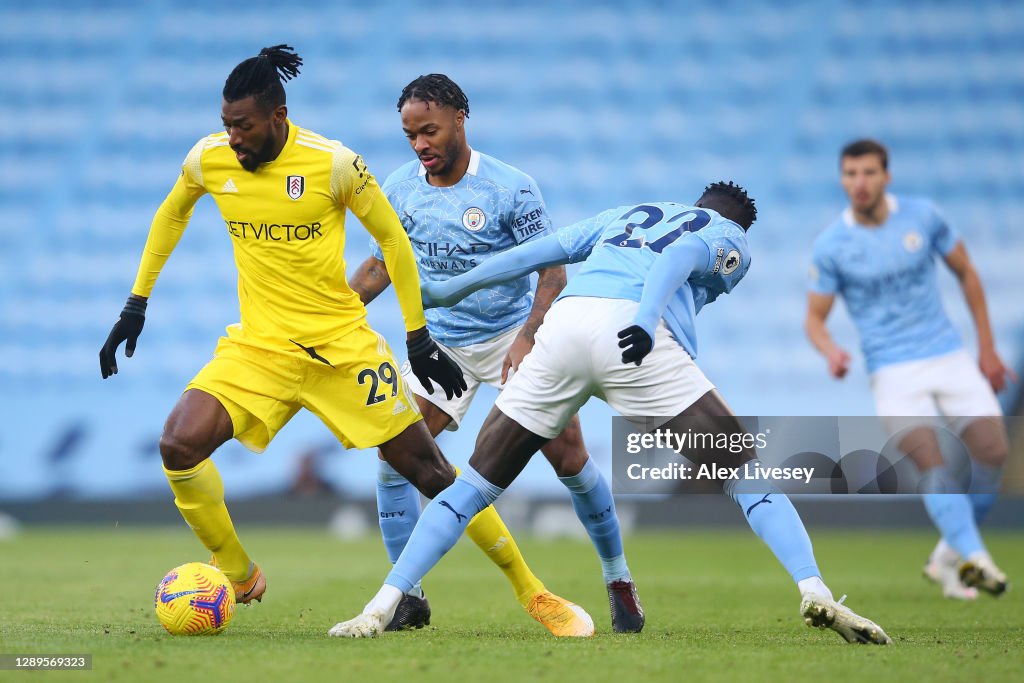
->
[223,45,303,111]
[397,74,469,115]
[697,181,758,229]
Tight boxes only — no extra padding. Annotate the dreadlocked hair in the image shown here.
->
[223,45,303,111]
[397,74,469,116]
[698,181,757,229]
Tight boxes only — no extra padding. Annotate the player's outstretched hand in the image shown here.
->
[99,295,147,379]
[618,325,653,366]
[407,328,467,400]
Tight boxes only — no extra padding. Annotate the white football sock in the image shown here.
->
[364,584,403,623]
[798,576,833,601]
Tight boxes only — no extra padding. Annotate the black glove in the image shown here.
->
[407,329,467,400]
[99,295,147,379]
[617,325,653,366]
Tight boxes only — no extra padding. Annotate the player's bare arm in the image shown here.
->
[804,292,850,379]
[501,265,567,382]
[349,255,392,306]
[943,241,1018,392]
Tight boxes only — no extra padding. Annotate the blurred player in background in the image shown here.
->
[332,182,891,645]
[98,45,497,613]
[349,74,640,635]
[806,139,1014,599]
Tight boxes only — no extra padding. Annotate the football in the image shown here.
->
[154,562,235,635]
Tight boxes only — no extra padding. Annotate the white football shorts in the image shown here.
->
[496,296,716,439]
[402,324,524,430]
[870,349,1003,435]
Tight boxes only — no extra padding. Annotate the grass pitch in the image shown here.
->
[1,527,1021,682]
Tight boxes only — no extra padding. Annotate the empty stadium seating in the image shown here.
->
[1,0,1021,499]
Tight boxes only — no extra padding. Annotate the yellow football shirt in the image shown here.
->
[131,120,426,348]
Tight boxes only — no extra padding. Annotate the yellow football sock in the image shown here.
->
[465,503,546,606]
[163,459,251,582]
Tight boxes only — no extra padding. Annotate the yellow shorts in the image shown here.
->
[186,323,421,452]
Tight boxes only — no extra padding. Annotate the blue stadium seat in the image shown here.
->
[1,0,1021,499]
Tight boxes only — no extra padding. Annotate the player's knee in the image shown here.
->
[543,442,589,477]
[410,460,456,498]
[963,420,1009,467]
[159,431,210,471]
[542,419,588,477]
[971,436,1008,468]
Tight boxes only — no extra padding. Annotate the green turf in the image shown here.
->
[0,527,1021,682]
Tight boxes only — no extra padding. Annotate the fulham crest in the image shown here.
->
[287,175,305,200]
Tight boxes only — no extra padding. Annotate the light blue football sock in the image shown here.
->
[376,459,423,596]
[967,460,1002,525]
[559,458,630,582]
[921,465,986,558]
[724,460,820,584]
[386,467,504,594]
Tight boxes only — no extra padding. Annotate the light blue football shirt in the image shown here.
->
[809,194,962,373]
[372,149,552,347]
[555,202,751,358]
